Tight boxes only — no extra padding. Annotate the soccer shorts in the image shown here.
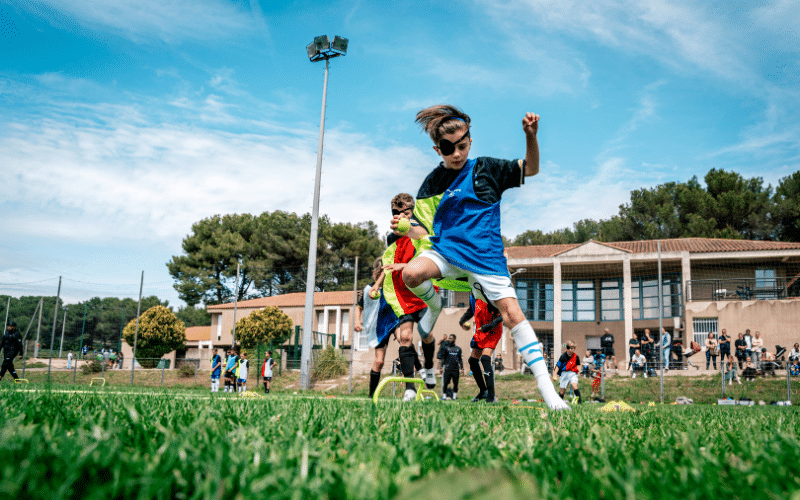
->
[558,371,579,389]
[263,376,272,381]
[418,250,516,304]
[470,329,502,350]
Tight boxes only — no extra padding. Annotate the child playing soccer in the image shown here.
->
[354,257,400,398]
[262,351,275,394]
[460,294,503,403]
[396,104,569,410]
[553,341,581,404]
[376,194,437,401]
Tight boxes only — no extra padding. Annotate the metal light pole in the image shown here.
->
[300,35,348,390]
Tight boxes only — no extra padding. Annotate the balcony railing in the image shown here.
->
[687,278,799,302]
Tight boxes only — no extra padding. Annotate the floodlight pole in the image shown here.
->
[300,38,346,390]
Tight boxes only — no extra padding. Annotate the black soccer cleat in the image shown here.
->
[471,390,489,402]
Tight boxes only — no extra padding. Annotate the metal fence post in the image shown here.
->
[194,359,199,385]
[161,361,166,386]
[47,277,62,383]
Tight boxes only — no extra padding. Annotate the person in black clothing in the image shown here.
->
[0,321,23,381]
[441,334,464,400]
[734,333,747,370]
[600,328,616,372]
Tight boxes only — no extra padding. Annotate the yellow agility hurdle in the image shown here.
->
[372,377,439,404]
[14,379,29,384]
[90,378,106,387]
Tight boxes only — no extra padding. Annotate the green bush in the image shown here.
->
[81,359,103,374]
[313,345,347,380]
[177,364,195,378]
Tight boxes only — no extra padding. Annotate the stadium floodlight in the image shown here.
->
[331,36,348,54]
[300,36,348,390]
[306,34,347,62]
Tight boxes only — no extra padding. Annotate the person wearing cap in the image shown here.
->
[0,322,23,381]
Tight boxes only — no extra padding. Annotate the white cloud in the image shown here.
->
[0,95,433,250]
[21,0,256,44]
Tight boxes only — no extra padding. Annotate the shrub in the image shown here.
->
[81,360,103,374]
[313,346,347,380]
[177,364,195,378]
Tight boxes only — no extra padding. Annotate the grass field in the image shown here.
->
[3,381,800,499]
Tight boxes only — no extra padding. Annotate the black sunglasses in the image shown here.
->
[438,129,470,156]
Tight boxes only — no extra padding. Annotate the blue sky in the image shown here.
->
[1,0,798,306]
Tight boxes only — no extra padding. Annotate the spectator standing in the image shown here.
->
[67,350,73,370]
[743,329,753,361]
[262,351,275,394]
[718,329,730,362]
[640,329,654,373]
[82,345,88,358]
[751,331,764,369]
[627,333,640,370]
[210,349,222,392]
[705,332,719,370]
[660,328,671,371]
[117,352,124,369]
[0,322,22,381]
[734,333,747,369]
[441,334,464,400]
[600,328,616,372]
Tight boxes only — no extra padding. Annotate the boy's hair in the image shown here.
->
[371,257,383,282]
[391,193,414,211]
[415,104,471,144]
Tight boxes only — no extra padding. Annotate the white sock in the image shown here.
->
[407,281,441,336]
[511,322,569,410]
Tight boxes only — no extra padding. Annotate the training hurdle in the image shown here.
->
[14,379,29,384]
[90,378,106,387]
[372,377,439,404]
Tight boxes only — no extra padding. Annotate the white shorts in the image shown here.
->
[559,371,579,389]
[419,249,515,304]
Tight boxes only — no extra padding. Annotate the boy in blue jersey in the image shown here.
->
[210,349,222,392]
[396,104,569,410]
[224,349,238,393]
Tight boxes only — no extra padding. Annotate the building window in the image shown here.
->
[631,273,682,319]
[692,317,718,346]
[755,268,776,288]
[516,279,554,321]
[562,280,595,322]
[600,279,623,321]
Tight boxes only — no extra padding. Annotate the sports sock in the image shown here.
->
[511,322,569,410]
[574,389,582,403]
[399,346,417,391]
[480,355,495,400]
[421,339,435,370]
[369,370,381,397]
[407,281,441,337]
[469,357,486,392]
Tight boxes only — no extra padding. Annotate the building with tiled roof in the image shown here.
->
[505,238,800,372]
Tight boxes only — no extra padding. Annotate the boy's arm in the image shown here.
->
[521,112,540,177]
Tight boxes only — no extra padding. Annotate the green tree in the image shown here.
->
[233,306,293,349]
[168,211,384,306]
[122,305,186,367]
[773,171,800,242]
[175,305,211,327]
